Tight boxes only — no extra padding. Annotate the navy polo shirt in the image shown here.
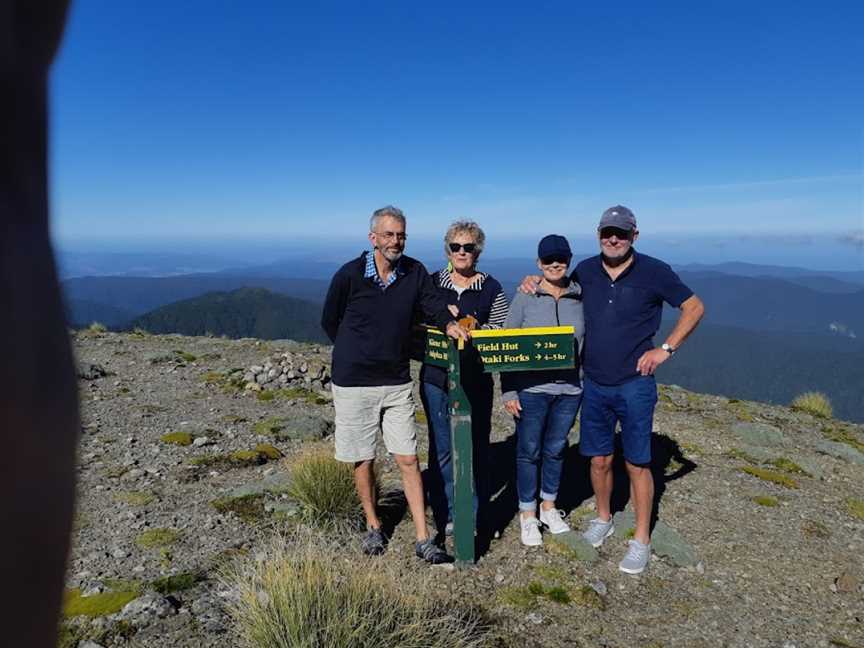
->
[573,251,693,386]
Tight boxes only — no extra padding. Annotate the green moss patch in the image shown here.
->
[63,588,139,618]
[58,620,136,648]
[253,417,288,436]
[257,390,276,402]
[569,585,606,610]
[211,493,268,522]
[569,505,596,521]
[822,425,864,455]
[113,491,156,506]
[272,386,329,404]
[847,498,864,520]
[680,442,705,456]
[725,447,758,464]
[765,457,810,476]
[753,496,779,507]
[230,449,267,466]
[160,431,194,446]
[801,519,831,539]
[498,579,604,610]
[174,350,197,363]
[741,466,798,489]
[254,443,282,460]
[136,528,182,550]
[101,465,130,479]
[150,570,206,594]
[190,446,275,470]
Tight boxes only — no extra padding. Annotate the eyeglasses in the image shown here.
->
[540,255,570,266]
[376,231,407,242]
[448,243,478,254]
[599,227,632,240]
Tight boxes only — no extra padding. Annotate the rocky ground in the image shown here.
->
[64,331,864,648]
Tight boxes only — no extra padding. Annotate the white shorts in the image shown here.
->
[332,383,416,462]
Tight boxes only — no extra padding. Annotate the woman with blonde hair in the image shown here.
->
[419,220,508,536]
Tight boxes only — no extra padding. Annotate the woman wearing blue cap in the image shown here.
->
[502,234,585,546]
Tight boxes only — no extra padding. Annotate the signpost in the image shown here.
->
[424,325,576,565]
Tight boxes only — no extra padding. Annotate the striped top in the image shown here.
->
[436,269,509,329]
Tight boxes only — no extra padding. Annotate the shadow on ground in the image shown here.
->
[470,431,697,558]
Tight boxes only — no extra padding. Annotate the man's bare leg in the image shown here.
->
[589,454,614,520]
[354,459,382,530]
[394,453,430,541]
[1,2,79,646]
[625,462,654,544]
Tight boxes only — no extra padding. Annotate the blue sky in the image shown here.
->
[50,1,862,268]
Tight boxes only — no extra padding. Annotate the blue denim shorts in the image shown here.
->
[579,375,658,465]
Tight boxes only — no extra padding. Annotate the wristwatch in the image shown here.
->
[661,343,676,356]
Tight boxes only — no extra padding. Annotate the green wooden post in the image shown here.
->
[448,338,475,565]
[423,325,576,565]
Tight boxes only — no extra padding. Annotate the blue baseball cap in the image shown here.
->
[538,234,572,259]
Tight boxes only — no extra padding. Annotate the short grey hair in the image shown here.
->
[444,220,485,257]
[370,205,406,233]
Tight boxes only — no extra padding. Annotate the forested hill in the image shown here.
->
[129,288,328,343]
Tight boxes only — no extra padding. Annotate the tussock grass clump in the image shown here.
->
[224,536,489,648]
[741,466,799,489]
[87,322,107,334]
[287,449,361,523]
[790,392,833,419]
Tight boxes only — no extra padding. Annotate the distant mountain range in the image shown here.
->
[129,287,328,343]
[655,322,863,422]
[61,257,864,422]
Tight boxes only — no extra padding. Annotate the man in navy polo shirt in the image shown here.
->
[521,205,704,574]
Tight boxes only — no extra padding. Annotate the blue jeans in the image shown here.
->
[420,380,492,524]
[515,391,582,512]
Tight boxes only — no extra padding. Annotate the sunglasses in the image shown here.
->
[449,243,478,254]
[599,227,632,240]
[540,255,570,266]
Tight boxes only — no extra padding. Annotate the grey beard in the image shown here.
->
[601,246,634,267]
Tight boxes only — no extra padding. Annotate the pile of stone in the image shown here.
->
[241,350,330,392]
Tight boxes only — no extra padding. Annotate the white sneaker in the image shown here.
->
[520,516,543,546]
[539,507,571,534]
